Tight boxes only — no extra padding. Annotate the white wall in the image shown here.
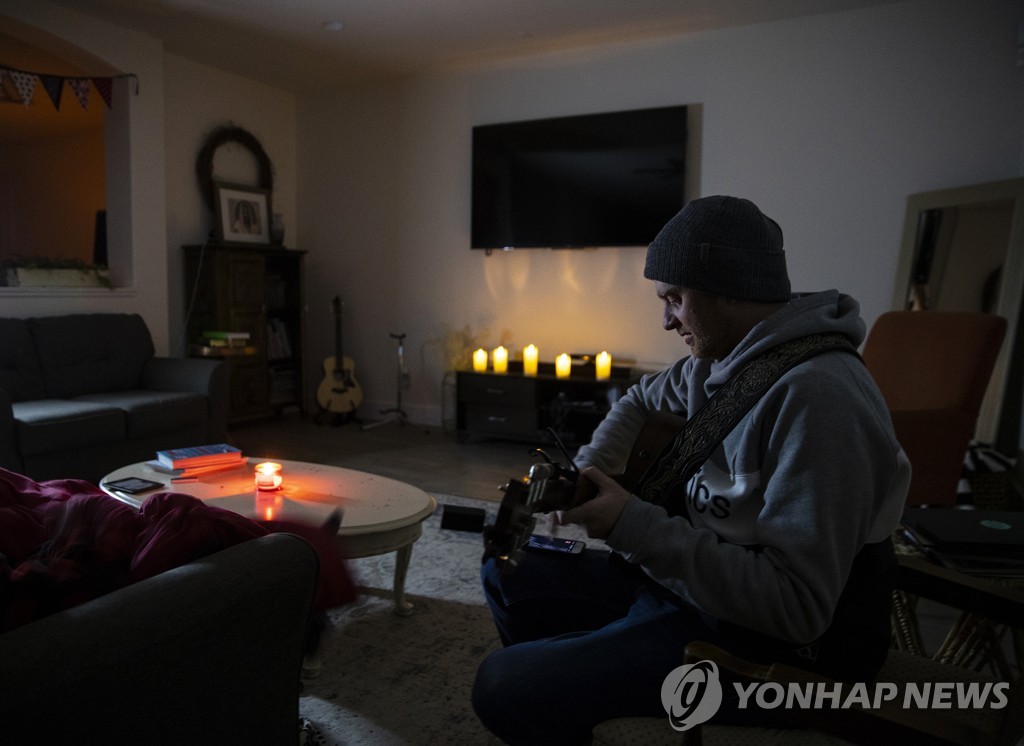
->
[162,55,297,357]
[298,0,1024,427]
[0,0,169,349]
[0,3,297,360]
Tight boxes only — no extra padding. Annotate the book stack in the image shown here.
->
[202,330,250,348]
[150,443,246,478]
[199,330,255,354]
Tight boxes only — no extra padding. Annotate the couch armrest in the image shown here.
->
[142,356,230,441]
[0,533,318,745]
[0,387,19,472]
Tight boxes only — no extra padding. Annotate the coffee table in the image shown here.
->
[101,459,437,615]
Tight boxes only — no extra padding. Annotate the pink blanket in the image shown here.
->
[0,468,355,632]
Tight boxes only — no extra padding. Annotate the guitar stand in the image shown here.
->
[362,332,411,431]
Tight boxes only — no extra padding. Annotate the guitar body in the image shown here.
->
[317,354,363,413]
[484,411,687,573]
[316,297,364,416]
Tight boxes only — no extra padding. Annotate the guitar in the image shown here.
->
[316,296,363,415]
[483,412,687,573]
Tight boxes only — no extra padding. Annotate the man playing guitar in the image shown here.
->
[473,196,910,743]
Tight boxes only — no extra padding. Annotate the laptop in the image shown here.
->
[900,507,1024,575]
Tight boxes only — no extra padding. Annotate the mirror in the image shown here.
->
[892,178,1024,453]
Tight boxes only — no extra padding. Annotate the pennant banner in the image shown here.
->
[67,78,92,111]
[0,64,137,111]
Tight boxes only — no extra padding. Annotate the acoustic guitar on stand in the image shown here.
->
[316,296,363,423]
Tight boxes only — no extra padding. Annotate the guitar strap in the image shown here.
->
[635,332,858,516]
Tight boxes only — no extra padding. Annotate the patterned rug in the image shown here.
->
[299,494,595,745]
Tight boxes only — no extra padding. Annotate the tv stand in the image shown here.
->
[455,362,634,447]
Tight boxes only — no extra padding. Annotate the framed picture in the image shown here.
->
[214,182,272,244]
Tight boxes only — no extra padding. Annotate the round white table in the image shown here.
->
[101,458,437,615]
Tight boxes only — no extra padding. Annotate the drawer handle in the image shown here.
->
[487,416,508,423]
[485,388,506,395]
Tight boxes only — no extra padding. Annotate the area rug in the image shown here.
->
[299,494,598,745]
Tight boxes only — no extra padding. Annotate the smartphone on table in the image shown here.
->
[526,534,585,554]
[103,476,164,494]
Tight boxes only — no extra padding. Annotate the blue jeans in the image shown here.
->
[472,548,774,745]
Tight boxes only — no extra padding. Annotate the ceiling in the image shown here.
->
[41,0,902,92]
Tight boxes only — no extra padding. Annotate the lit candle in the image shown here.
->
[595,351,612,380]
[472,348,488,372]
[492,346,508,374]
[555,353,571,379]
[523,344,539,376]
[254,461,283,491]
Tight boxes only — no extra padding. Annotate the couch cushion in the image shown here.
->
[0,318,46,402]
[28,314,155,398]
[73,390,207,438]
[12,400,125,457]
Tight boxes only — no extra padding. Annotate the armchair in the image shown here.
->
[591,555,1023,745]
[861,310,1007,506]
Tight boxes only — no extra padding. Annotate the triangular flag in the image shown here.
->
[41,75,64,111]
[92,77,112,108]
[8,70,37,106]
[67,78,91,110]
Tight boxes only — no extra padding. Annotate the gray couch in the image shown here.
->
[0,533,319,745]
[0,313,229,483]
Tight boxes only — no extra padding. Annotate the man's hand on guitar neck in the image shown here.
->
[558,466,631,539]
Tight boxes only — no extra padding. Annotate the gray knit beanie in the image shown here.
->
[644,196,791,302]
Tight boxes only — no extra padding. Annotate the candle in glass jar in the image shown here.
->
[254,461,283,491]
[555,353,571,379]
[492,346,508,374]
[472,348,488,372]
[595,351,612,380]
[523,344,539,376]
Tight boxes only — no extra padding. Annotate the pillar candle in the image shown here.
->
[492,346,508,374]
[555,353,571,379]
[595,351,612,380]
[472,348,488,372]
[523,344,539,376]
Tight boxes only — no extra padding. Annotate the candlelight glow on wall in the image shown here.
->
[595,351,612,380]
[472,348,488,372]
[555,353,571,378]
[523,344,538,376]
[492,346,508,374]
[254,461,283,490]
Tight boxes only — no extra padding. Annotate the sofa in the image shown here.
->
[0,313,229,483]
[0,465,321,745]
[0,532,319,744]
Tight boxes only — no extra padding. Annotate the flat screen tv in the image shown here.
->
[471,105,687,250]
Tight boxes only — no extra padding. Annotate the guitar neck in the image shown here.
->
[333,297,345,361]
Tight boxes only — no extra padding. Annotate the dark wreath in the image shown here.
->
[195,124,274,212]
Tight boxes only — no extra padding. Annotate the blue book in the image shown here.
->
[156,443,243,469]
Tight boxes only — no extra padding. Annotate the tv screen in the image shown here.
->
[471,105,687,250]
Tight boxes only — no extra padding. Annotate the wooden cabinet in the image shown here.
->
[184,244,306,423]
[456,362,634,447]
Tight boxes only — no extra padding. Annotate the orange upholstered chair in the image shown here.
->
[861,310,1007,506]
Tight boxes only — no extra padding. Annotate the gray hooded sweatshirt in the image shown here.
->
[576,290,910,671]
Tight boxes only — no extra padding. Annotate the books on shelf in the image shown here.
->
[266,318,292,360]
[156,443,244,470]
[202,330,251,349]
